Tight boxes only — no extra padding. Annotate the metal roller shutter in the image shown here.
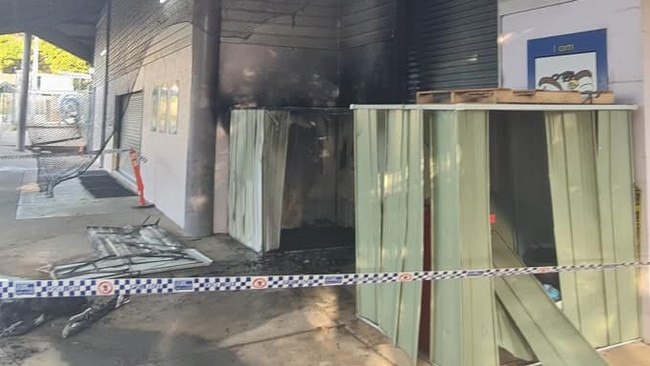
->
[117,92,143,182]
[406,0,498,101]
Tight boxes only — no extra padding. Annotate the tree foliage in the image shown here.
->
[39,40,90,74]
[0,34,23,73]
[0,33,90,74]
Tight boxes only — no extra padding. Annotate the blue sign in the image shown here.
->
[15,282,35,296]
[528,29,608,91]
[173,279,194,292]
[324,276,343,285]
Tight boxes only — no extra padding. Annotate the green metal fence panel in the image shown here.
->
[596,110,640,344]
[229,109,265,251]
[491,199,536,362]
[377,109,408,340]
[261,111,290,252]
[354,109,382,324]
[546,111,608,347]
[352,107,639,366]
[354,108,424,363]
[493,235,608,366]
[429,110,463,365]
[395,109,424,360]
[429,110,498,366]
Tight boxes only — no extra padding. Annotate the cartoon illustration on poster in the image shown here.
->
[528,29,607,92]
[535,52,598,92]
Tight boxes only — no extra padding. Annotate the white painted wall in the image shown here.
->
[499,0,577,16]
[138,23,193,228]
[500,0,650,342]
[500,0,642,98]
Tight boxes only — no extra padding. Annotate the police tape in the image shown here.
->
[0,148,131,160]
[1,260,649,299]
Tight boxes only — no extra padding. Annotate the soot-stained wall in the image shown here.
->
[219,0,341,108]
[219,0,405,108]
[340,0,405,105]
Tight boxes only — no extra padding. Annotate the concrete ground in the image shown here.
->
[0,132,424,366]
[0,131,649,366]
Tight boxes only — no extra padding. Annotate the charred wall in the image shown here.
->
[280,111,354,230]
[96,0,407,120]
[219,0,341,108]
[339,0,405,105]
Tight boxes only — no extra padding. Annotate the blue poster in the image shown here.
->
[528,29,608,91]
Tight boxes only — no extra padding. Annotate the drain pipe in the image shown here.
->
[184,0,221,236]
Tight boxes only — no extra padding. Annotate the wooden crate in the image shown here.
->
[416,88,615,105]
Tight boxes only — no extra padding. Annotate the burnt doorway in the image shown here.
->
[279,110,355,251]
[489,111,558,289]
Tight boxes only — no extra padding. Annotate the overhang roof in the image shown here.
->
[0,0,107,62]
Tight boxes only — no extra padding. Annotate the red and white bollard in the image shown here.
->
[129,148,153,208]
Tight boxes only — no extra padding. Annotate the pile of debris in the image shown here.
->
[0,294,129,339]
[1,221,212,339]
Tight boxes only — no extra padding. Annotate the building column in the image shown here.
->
[640,0,650,343]
[17,32,32,151]
[184,0,221,236]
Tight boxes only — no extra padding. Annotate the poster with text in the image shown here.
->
[528,29,607,91]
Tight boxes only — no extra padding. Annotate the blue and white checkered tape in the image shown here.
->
[0,260,646,299]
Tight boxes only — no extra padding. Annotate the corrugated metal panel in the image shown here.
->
[406,0,498,101]
[221,0,339,49]
[118,92,143,182]
[428,110,498,366]
[546,111,640,347]
[91,6,107,150]
[341,0,395,48]
[219,0,341,106]
[95,0,193,152]
[109,0,193,80]
[339,0,402,104]
[354,108,424,362]
[229,110,265,252]
[142,23,193,66]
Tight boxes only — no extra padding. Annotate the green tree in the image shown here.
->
[0,34,23,73]
[39,40,90,74]
[0,33,90,75]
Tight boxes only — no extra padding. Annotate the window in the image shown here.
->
[151,82,180,135]
[168,81,179,135]
[151,86,159,132]
[158,83,168,133]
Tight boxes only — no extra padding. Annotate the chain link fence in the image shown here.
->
[24,91,98,197]
[0,87,131,198]
[0,92,15,142]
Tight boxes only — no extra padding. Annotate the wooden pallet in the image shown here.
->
[416,88,615,105]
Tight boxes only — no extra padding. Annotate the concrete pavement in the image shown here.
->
[0,135,421,366]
